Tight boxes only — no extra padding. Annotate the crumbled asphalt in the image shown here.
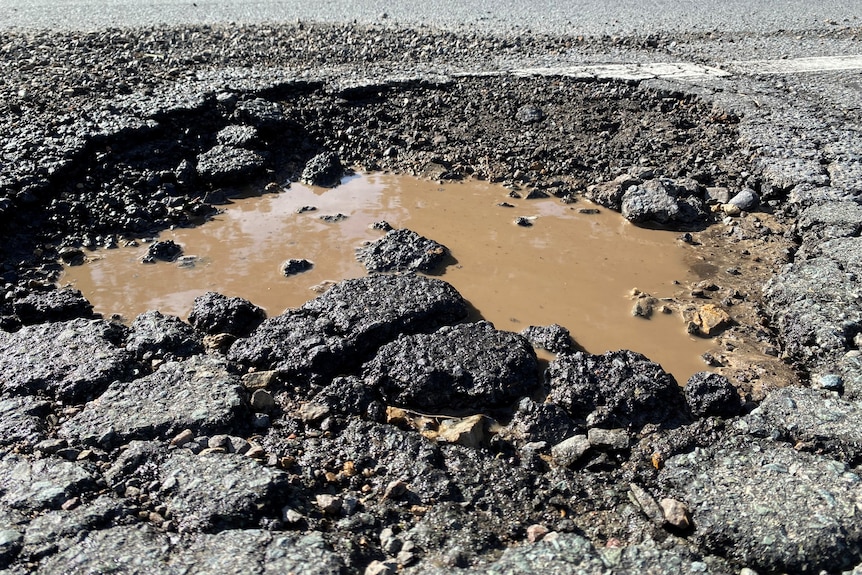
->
[0,20,861,575]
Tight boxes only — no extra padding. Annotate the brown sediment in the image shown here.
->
[62,172,721,383]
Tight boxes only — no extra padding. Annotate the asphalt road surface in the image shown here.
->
[2,0,861,36]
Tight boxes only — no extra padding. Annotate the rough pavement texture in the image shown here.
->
[59,355,245,446]
[365,321,539,411]
[0,318,132,402]
[0,17,860,575]
[546,350,689,429]
[229,274,467,379]
[659,435,862,573]
[126,310,203,360]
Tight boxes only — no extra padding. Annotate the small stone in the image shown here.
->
[722,203,742,217]
[514,216,533,227]
[436,414,485,447]
[660,498,691,529]
[686,304,733,337]
[630,483,664,525]
[515,105,544,124]
[228,436,250,455]
[587,428,629,450]
[550,434,591,467]
[61,497,81,511]
[818,374,844,392]
[383,479,407,500]
[142,240,182,264]
[202,333,235,353]
[396,550,416,566]
[299,402,330,422]
[319,213,347,222]
[380,527,402,554]
[316,493,343,515]
[281,506,304,524]
[241,370,277,390]
[207,435,230,450]
[365,560,397,575]
[370,220,394,231]
[246,445,265,459]
[526,524,550,543]
[632,296,658,319]
[170,429,194,447]
[250,389,276,412]
[728,188,759,211]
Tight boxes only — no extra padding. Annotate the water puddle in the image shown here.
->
[60,173,714,382]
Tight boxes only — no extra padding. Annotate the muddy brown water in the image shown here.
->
[60,173,714,383]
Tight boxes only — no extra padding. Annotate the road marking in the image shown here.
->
[511,62,730,81]
[509,55,862,83]
[726,54,862,75]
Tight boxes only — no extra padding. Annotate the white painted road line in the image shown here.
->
[727,54,862,75]
[511,62,731,81]
[510,55,862,83]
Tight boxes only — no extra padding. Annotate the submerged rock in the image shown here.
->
[282,258,313,276]
[365,321,539,411]
[356,228,450,273]
[142,240,182,264]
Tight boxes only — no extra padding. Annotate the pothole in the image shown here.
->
[60,172,715,382]
[4,74,797,397]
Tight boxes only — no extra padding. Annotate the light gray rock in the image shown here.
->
[728,187,758,211]
[551,435,590,467]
